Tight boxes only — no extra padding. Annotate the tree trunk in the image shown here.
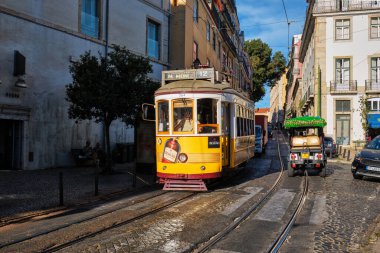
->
[104,119,113,173]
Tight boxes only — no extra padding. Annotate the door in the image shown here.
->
[0,120,23,170]
[336,114,350,145]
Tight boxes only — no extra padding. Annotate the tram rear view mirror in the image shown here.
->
[142,103,155,121]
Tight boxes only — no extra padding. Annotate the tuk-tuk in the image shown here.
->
[284,116,327,177]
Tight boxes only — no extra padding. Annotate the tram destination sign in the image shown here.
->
[163,69,214,83]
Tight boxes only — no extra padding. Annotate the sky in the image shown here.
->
[236,0,308,108]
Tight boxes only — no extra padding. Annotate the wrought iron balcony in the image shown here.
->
[330,80,357,92]
[365,79,380,92]
[220,29,237,55]
[313,0,380,14]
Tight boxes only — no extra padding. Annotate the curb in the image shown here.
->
[327,159,352,165]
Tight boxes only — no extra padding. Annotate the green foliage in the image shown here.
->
[358,95,370,137]
[244,39,286,102]
[66,45,159,171]
[284,116,327,129]
[66,45,159,127]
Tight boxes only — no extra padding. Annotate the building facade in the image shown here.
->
[170,0,252,94]
[285,35,303,118]
[0,0,170,169]
[300,0,380,146]
[270,71,288,128]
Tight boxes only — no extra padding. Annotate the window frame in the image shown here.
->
[80,0,100,38]
[370,16,380,39]
[206,21,211,42]
[193,41,198,62]
[146,19,161,60]
[335,58,351,84]
[157,100,170,134]
[335,18,350,40]
[193,0,198,23]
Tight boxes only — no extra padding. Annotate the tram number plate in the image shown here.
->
[301,152,309,159]
[367,166,380,172]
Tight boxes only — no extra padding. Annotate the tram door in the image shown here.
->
[221,103,230,167]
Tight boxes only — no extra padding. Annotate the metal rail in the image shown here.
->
[193,130,286,253]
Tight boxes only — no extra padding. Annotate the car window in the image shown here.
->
[366,137,380,150]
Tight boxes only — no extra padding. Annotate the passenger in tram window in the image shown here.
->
[174,110,193,131]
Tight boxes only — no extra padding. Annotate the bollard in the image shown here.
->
[59,172,64,206]
[343,149,346,158]
[329,150,333,159]
[347,150,351,161]
[339,145,342,155]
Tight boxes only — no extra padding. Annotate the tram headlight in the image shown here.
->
[200,166,206,171]
[178,153,188,163]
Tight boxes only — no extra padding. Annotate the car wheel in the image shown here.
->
[320,166,326,177]
[352,172,363,180]
[288,163,295,177]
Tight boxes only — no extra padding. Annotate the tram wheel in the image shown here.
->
[288,163,295,177]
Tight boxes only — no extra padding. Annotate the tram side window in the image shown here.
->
[158,101,169,132]
[173,99,194,132]
[197,98,218,133]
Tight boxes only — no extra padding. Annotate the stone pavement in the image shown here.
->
[0,163,156,219]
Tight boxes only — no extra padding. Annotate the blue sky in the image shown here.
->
[236,0,307,108]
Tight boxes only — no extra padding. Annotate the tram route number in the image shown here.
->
[163,147,178,163]
[208,136,220,148]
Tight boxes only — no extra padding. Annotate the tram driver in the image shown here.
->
[174,110,193,132]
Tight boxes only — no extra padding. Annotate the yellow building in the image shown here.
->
[170,0,251,93]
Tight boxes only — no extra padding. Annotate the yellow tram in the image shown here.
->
[146,68,255,191]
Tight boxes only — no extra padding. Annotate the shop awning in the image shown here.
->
[368,114,380,128]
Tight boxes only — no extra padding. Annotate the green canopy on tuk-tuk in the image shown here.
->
[284,116,327,129]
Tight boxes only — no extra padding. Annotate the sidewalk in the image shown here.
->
[0,163,156,220]
[327,147,358,165]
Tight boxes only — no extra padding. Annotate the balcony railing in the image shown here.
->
[221,29,237,55]
[365,79,380,91]
[330,80,357,92]
[314,0,380,14]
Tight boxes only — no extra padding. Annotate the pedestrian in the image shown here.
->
[82,140,93,159]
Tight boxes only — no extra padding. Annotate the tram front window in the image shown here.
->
[173,99,194,132]
[197,98,218,134]
[158,101,169,133]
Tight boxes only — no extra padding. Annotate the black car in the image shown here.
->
[351,135,380,180]
[324,137,337,157]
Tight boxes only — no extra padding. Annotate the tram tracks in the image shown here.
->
[193,130,309,253]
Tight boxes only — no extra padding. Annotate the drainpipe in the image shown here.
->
[317,65,321,117]
[167,1,171,69]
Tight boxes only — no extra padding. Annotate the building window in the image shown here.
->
[336,100,350,112]
[212,31,216,50]
[193,0,198,22]
[335,19,350,40]
[207,58,210,67]
[193,41,198,61]
[370,17,380,38]
[81,0,99,38]
[217,41,220,58]
[147,20,160,60]
[368,98,380,112]
[335,58,350,84]
[371,57,380,82]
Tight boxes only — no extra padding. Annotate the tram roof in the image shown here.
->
[155,79,246,98]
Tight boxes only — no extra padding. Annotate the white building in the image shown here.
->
[300,0,380,146]
[0,0,170,169]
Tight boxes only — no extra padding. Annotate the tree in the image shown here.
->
[66,45,159,172]
[244,39,286,102]
[358,95,370,139]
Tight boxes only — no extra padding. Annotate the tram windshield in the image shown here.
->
[197,98,218,134]
[157,101,169,133]
[173,99,194,132]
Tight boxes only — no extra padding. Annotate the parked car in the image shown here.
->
[351,135,380,180]
[324,136,337,157]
